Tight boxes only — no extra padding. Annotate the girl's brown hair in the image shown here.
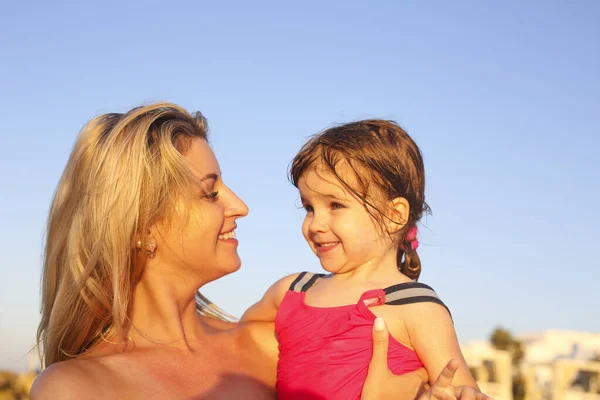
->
[289,119,430,280]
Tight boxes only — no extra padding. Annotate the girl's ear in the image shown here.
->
[386,197,410,235]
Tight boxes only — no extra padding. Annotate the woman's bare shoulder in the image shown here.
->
[31,358,108,399]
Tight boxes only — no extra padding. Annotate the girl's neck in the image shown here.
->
[331,247,407,286]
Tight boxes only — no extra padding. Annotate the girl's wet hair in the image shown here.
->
[289,119,430,280]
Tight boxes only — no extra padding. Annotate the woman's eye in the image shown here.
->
[204,191,219,201]
[331,202,344,210]
[304,204,314,213]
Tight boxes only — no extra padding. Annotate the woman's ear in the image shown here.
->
[386,197,410,235]
[135,228,158,259]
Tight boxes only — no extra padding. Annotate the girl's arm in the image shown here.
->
[241,273,300,322]
[405,302,478,389]
[363,318,491,400]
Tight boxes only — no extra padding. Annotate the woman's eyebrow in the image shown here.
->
[200,173,218,182]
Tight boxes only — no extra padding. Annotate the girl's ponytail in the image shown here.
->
[398,226,421,280]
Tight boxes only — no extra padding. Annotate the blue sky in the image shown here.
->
[1,1,598,371]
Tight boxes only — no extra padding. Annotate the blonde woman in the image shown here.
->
[31,103,471,399]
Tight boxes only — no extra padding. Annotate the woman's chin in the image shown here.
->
[229,261,242,273]
[222,256,242,274]
[198,256,242,284]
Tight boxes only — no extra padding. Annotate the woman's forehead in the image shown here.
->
[183,138,221,178]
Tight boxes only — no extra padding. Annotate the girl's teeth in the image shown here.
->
[320,242,338,247]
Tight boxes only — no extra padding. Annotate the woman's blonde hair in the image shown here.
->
[37,102,232,368]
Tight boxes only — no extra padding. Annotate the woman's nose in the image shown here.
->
[225,188,249,218]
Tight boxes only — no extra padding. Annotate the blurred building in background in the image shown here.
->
[521,330,600,400]
[463,341,514,400]
[463,330,600,400]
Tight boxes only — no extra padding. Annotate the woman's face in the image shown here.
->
[152,138,249,283]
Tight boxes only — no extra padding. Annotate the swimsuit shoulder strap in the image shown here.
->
[383,281,452,320]
[288,271,325,293]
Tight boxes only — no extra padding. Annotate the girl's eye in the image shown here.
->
[331,202,344,210]
[304,204,314,213]
[204,191,219,201]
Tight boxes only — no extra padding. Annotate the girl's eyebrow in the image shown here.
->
[323,193,346,201]
[301,192,346,203]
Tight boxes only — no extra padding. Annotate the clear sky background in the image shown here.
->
[1,1,598,372]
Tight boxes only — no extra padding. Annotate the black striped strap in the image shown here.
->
[384,282,452,320]
[289,271,324,293]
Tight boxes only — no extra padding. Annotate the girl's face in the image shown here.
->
[298,164,396,275]
[153,138,249,283]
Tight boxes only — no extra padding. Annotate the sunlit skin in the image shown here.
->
[31,139,279,399]
[299,164,408,282]
[32,138,481,400]
[243,161,480,394]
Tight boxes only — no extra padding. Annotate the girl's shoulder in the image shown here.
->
[377,280,455,350]
[286,271,328,292]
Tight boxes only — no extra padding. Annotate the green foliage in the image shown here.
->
[490,326,512,351]
[490,327,526,400]
[490,326,524,365]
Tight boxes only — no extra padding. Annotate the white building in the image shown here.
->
[462,330,600,400]
[519,330,600,399]
[462,340,513,400]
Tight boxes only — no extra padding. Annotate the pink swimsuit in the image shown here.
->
[275,272,450,400]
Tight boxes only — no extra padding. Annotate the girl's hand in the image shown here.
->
[418,360,493,400]
[418,358,489,399]
[363,318,494,400]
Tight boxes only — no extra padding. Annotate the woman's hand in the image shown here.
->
[363,318,494,400]
[362,317,429,399]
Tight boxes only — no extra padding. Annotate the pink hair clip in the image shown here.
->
[401,226,419,251]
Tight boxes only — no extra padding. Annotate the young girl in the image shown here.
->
[243,119,479,399]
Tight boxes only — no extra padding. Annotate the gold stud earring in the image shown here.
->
[136,239,156,258]
[145,240,156,258]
